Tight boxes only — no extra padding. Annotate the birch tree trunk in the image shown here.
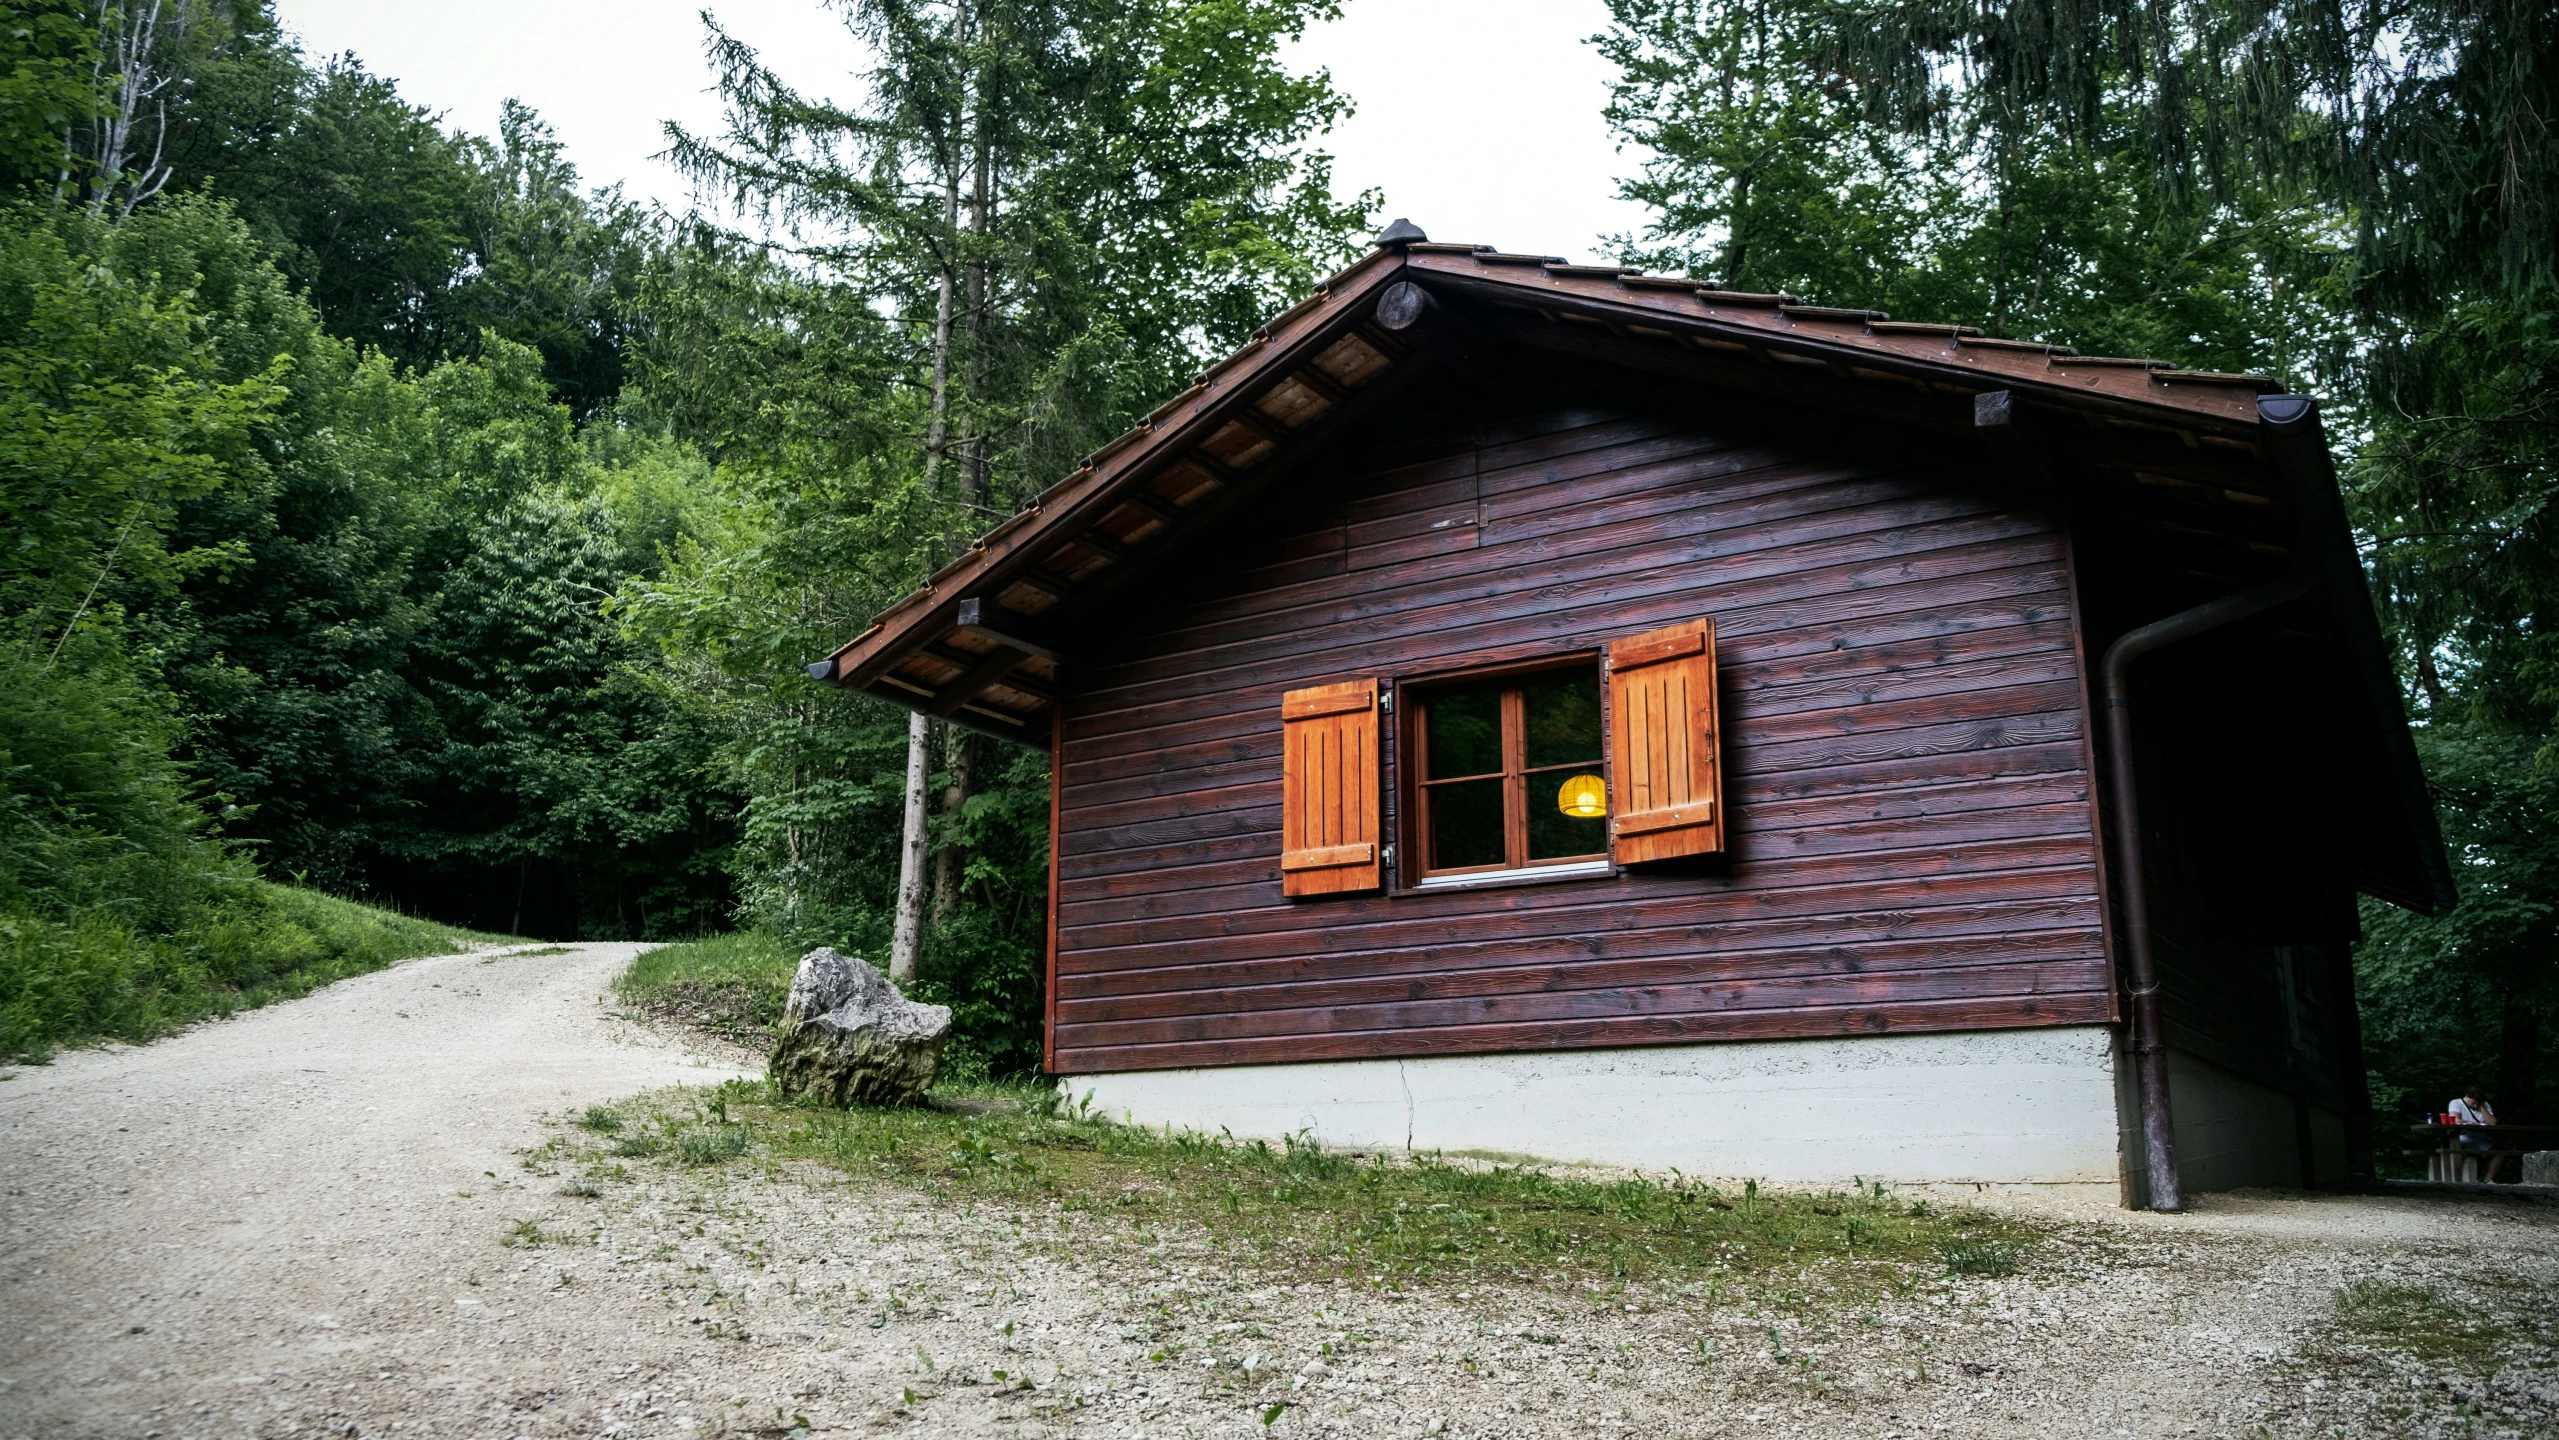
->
[891,1,969,986]
[889,707,932,983]
[83,0,186,218]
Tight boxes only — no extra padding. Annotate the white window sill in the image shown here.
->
[1411,858,1612,892]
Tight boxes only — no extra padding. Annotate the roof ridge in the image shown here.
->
[1410,240,2262,385]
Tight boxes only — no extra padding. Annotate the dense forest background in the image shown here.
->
[1,1,2549,1122]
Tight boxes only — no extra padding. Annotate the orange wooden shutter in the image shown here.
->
[1279,678,1382,896]
[1607,619,1724,863]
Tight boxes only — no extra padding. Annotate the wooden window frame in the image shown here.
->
[1393,653,1615,891]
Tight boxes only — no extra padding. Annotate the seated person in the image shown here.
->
[2450,1088,2503,1182]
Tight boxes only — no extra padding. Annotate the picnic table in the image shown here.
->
[2408,1123,2559,1183]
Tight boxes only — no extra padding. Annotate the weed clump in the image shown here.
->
[1936,1237,2022,1278]
[579,1106,623,1133]
[676,1125,748,1166]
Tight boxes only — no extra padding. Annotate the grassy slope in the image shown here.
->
[1,881,505,1061]
[613,930,796,1049]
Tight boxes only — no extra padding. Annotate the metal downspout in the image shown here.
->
[2102,578,2312,1211]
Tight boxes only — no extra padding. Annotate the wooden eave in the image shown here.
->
[814,245,1425,739]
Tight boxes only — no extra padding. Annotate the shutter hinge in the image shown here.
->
[1381,844,1395,867]
[1378,686,1393,713]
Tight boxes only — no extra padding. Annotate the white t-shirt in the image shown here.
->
[2450,1097,2495,1126]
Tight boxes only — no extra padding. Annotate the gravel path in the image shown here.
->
[3,940,2553,1440]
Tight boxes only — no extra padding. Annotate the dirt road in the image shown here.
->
[3,941,2553,1440]
[0,941,750,1438]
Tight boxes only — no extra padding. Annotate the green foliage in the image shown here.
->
[49,185,740,939]
[1935,1237,2021,1278]
[675,1123,749,1165]
[2356,725,2559,1121]
[1598,0,2346,376]
[2356,293,2559,736]
[0,681,486,1065]
[0,199,284,644]
[0,13,734,1027]
[0,193,388,1061]
[0,2,105,192]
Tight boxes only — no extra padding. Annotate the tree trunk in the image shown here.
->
[889,708,932,983]
[931,726,973,923]
[961,111,990,507]
[928,122,999,919]
[2415,644,2449,711]
[1723,168,1752,287]
[922,207,957,489]
[893,32,969,987]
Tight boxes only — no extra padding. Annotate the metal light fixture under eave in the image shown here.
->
[1557,773,1607,819]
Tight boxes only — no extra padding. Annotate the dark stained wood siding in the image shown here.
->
[1049,368,2116,1074]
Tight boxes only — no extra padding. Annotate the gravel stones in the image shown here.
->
[766,948,950,1107]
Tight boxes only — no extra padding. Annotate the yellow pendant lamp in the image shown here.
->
[1556,773,1607,819]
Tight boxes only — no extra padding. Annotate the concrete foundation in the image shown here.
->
[1069,1026,2125,1185]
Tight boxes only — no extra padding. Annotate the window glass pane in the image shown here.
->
[1522,670,1601,769]
[1528,772,1608,861]
[1425,778,1506,870]
[1424,685,1503,779]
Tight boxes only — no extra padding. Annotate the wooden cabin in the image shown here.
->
[813,225,2451,1207]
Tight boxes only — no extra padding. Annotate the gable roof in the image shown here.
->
[810,225,2451,915]
[813,229,2277,728]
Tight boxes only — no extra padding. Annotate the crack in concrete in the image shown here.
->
[1398,1059,1414,1152]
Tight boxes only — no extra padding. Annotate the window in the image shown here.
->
[1271,620,1722,898]
[1410,665,1608,882]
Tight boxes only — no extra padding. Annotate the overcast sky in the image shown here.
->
[267,0,1655,264]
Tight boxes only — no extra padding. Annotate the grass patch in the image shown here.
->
[614,931,795,1048]
[1937,1236,2023,1277]
[596,1078,2033,1303]
[676,1124,750,1166]
[2333,1280,2528,1369]
[1,880,506,1061]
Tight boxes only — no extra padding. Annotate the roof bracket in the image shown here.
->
[957,598,1066,663]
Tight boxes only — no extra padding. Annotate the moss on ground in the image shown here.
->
[2331,1277,2544,1370]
